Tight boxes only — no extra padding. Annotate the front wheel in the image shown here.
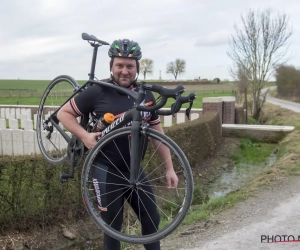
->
[81,127,194,244]
[36,75,79,165]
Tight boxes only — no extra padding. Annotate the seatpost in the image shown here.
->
[89,44,99,80]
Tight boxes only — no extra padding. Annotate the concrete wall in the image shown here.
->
[222,124,295,143]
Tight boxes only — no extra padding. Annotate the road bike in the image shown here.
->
[36,33,196,244]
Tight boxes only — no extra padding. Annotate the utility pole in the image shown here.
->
[159,70,161,80]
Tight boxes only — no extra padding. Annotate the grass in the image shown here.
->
[0,79,237,107]
[231,137,276,164]
[161,90,235,109]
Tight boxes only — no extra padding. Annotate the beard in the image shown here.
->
[112,73,138,88]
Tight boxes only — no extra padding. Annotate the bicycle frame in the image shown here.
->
[46,79,150,185]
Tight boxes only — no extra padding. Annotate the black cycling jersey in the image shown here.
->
[70,81,160,171]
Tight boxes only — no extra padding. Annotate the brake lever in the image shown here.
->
[171,95,182,117]
[185,100,194,120]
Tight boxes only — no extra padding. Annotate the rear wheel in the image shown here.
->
[81,127,194,244]
[36,75,79,165]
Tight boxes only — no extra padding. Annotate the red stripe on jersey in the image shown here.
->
[149,118,160,125]
[70,98,83,116]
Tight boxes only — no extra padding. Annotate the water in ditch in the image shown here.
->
[208,152,277,199]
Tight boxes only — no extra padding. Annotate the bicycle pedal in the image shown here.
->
[60,172,69,183]
[60,177,68,183]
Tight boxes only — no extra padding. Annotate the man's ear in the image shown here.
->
[137,61,140,74]
[109,58,114,72]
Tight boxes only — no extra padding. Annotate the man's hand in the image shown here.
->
[166,169,178,188]
[81,132,101,149]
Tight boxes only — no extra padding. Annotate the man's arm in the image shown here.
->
[57,102,101,149]
[149,123,179,188]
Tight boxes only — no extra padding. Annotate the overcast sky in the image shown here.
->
[1,0,300,81]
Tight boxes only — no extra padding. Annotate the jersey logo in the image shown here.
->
[92,178,107,212]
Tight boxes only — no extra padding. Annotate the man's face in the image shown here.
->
[111,57,137,87]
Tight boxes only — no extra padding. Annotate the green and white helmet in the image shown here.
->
[108,39,142,60]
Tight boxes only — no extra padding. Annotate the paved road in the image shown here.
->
[182,176,300,250]
[264,87,300,113]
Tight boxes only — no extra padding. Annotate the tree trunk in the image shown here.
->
[252,94,261,120]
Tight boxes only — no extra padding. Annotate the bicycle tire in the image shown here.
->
[81,126,194,244]
[36,75,79,165]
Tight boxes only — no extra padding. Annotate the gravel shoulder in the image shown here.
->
[162,173,300,250]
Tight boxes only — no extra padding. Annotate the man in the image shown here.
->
[57,39,178,250]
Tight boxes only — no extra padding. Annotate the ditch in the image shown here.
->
[59,146,278,250]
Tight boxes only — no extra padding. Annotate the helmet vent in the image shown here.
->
[123,42,128,53]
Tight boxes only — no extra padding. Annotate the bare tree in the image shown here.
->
[231,63,249,94]
[166,59,186,80]
[227,9,293,119]
[139,59,153,80]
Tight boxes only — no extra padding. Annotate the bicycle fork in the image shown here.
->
[129,121,146,189]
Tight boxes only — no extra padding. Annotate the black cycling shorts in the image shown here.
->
[91,163,161,250]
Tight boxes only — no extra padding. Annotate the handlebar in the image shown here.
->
[136,82,196,117]
[136,83,186,112]
[156,93,196,116]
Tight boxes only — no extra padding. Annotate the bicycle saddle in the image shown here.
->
[82,33,109,45]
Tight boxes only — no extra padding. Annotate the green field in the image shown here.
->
[0,79,237,108]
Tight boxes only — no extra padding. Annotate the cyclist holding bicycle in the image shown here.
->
[57,39,178,250]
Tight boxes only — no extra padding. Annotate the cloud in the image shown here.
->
[0,0,300,81]
[0,36,81,62]
[156,35,169,40]
[194,30,231,47]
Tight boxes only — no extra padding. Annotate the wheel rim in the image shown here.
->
[37,78,77,164]
[82,128,193,244]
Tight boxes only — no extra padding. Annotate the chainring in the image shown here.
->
[66,135,85,166]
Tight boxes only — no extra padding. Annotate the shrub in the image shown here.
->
[275,65,300,100]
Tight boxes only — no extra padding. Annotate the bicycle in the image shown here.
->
[36,33,196,244]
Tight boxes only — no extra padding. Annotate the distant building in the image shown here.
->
[213,78,221,83]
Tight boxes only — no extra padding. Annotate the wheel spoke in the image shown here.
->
[135,189,158,232]
[88,186,129,199]
[139,169,183,186]
[82,127,193,244]
[137,139,162,181]
[92,164,130,183]
[138,153,175,184]
[137,186,173,220]
[98,150,130,183]
[108,189,134,227]
[113,139,130,171]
